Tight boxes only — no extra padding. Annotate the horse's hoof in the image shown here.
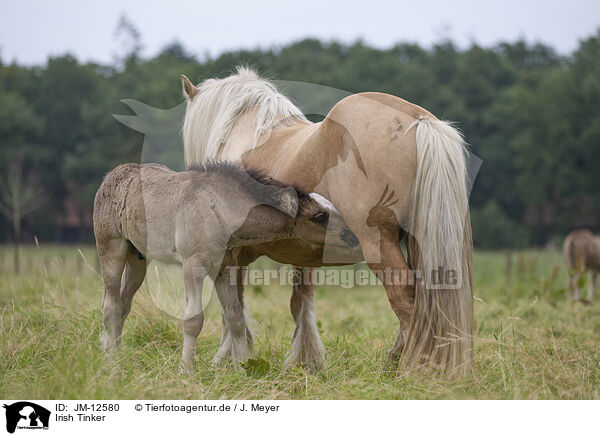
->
[387,349,403,362]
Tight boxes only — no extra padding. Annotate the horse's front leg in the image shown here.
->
[180,256,207,374]
[214,267,252,363]
[285,267,325,371]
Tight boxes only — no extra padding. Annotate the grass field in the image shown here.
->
[0,244,598,399]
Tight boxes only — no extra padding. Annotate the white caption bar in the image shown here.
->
[0,400,595,436]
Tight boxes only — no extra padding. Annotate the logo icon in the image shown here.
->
[3,402,50,434]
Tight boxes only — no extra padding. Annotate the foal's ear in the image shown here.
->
[278,187,299,217]
[181,74,199,100]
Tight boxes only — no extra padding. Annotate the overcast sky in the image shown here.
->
[1,0,600,65]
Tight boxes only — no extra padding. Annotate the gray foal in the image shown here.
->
[93,161,350,372]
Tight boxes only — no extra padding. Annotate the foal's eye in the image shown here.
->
[311,212,328,224]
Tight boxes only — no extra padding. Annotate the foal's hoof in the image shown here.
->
[284,355,324,373]
[211,353,229,368]
[178,361,195,375]
[99,331,122,355]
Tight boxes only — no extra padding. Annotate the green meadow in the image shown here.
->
[0,245,598,399]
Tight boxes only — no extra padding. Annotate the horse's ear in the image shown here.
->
[278,187,299,217]
[181,74,198,100]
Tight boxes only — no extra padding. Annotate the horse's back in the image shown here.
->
[321,91,435,165]
[329,92,436,122]
[564,230,600,270]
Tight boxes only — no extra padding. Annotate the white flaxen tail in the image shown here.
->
[403,117,474,375]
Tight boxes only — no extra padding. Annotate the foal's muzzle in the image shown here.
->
[341,229,360,248]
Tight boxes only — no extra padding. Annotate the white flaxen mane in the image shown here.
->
[183,66,308,167]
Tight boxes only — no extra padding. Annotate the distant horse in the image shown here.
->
[563,230,599,301]
[181,67,474,374]
[93,161,356,372]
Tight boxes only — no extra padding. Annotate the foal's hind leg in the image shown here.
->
[589,271,596,300]
[98,238,129,353]
[285,267,325,371]
[120,247,147,329]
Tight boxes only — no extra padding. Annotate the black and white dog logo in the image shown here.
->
[3,402,50,433]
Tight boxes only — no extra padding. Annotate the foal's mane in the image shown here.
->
[182,66,308,167]
[188,160,311,207]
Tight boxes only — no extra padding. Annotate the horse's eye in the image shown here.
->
[311,212,328,224]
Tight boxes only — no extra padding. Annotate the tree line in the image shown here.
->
[1,28,599,249]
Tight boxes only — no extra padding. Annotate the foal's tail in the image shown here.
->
[403,117,474,375]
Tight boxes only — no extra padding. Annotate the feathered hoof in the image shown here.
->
[284,354,325,373]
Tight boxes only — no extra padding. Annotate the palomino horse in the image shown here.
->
[181,67,474,374]
[563,229,599,300]
[93,161,356,372]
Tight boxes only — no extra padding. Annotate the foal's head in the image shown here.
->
[233,168,360,251]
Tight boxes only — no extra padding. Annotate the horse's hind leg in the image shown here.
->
[97,238,129,353]
[589,271,596,300]
[364,233,415,361]
[180,256,207,374]
[566,270,574,299]
[572,270,581,300]
[120,246,147,329]
[285,267,325,371]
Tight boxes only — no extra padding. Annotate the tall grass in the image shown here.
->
[0,245,598,399]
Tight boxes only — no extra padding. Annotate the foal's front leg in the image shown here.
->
[215,267,251,363]
[180,256,207,374]
[214,263,254,365]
